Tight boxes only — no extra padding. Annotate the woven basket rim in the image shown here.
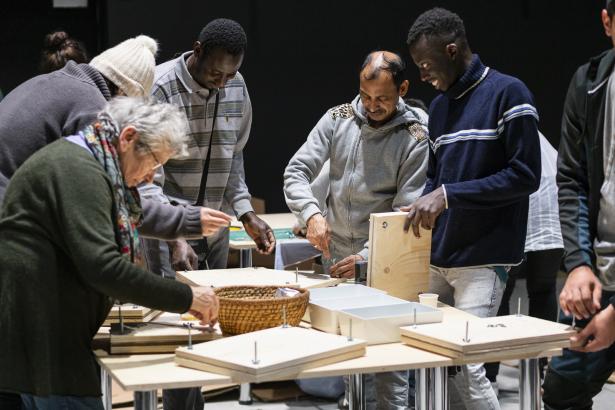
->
[214,285,309,304]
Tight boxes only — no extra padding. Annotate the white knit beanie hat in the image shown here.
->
[90,35,158,97]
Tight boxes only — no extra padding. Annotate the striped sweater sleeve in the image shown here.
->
[224,84,254,218]
[444,81,541,209]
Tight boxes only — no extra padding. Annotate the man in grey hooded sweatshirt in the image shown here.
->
[283,51,428,409]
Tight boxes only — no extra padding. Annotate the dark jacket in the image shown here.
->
[426,55,541,268]
[0,140,193,396]
[558,49,614,274]
[0,61,202,240]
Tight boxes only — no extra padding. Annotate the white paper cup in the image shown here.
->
[419,293,439,308]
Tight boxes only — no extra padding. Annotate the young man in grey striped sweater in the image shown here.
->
[138,19,275,409]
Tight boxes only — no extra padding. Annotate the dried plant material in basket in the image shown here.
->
[214,285,309,335]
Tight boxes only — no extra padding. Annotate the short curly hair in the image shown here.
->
[407,8,466,49]
[198,18,247,56]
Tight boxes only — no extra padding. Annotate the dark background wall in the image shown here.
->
[0,1,609,212]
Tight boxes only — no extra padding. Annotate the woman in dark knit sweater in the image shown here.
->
[0,97,219,409]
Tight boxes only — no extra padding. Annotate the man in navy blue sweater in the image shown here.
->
[404,8,541,409]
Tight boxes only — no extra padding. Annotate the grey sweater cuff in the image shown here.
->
[358,247,369,261]
[233,198,254,219]
[138,198,202,240]
[181,205,203,239]
[300,203,322,226]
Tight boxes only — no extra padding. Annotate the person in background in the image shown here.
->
[0,34,227,255]
[143,18,274,275]
[405,8,540,409]
[0,36,230,408]
[39,30,88,73]
[142,18,274,410]
[484,132,564,392]
[284,50,429,409]
[542,1,615,408]
[0,97,219,410]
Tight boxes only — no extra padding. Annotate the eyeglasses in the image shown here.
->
[142,144,163,171]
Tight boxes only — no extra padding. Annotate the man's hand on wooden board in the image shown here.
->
[306,213,331,258]
[571,304,615,353]
[401,186,446,238]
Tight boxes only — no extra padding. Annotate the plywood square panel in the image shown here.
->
[400,314,575,355]
[367,212,431,301]
[104,304,161,325]
[177,268,342,289]
[110,312,222,354]
[175,326,366,378]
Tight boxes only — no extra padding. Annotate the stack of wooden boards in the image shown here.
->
[103,304,160,326]
[400,314,575,362]
[175,326,366,382]
[177,267,343,289]
[110,312,222,354]
[367,212,431,301]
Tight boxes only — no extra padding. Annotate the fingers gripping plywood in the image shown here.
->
[175,326,366,381]
[367,212,431,301]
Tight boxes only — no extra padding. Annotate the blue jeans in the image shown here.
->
[21,394,103,410]
[429,265,506,410]
[543,290,615,410]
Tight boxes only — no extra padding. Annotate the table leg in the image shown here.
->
[133,390,157,410]
[100,367,112,410]
[415,368,430,410]
[431,367,448,410]
[238,248,253,405]
[348,373,366,410]
[519,358,541,410]
[240,248,253,268]
[239,383,253,405]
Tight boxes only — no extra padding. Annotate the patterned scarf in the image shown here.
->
[81,113,143,264]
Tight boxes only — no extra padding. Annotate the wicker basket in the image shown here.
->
[214,285,310,335]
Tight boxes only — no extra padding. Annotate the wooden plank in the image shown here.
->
[97,343,453,391]
[175,348,364,383]
[175,326,366,376]
[401,335,569,361]
[367,212,431,301]
[400,315,575,354]
[97,354,232,391]
[108,304,154,317]
[104,308,161,326]
[109,312,222,354]
[176,267,342,289]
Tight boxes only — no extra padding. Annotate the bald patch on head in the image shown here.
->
[361,51,399,79]
[360,51,406,87]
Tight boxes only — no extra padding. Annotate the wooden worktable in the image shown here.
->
[97,342,453,392]
[96,305,562,390]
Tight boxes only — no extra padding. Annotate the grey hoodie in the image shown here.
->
[284,95,429,259]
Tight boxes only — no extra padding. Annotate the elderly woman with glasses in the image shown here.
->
[0,97,219,409]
